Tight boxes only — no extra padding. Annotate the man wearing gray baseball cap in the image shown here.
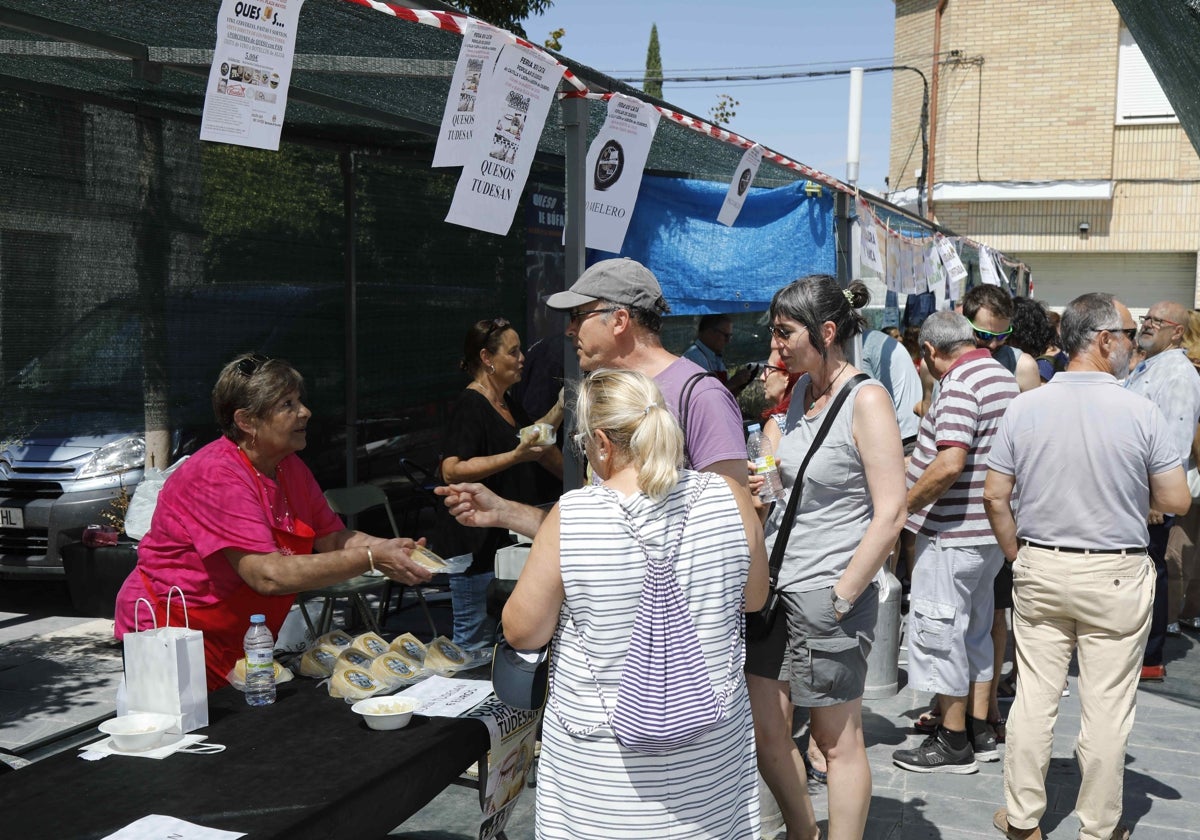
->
[438,258,748,538]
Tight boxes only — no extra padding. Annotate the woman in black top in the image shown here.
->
[440,318,562,653]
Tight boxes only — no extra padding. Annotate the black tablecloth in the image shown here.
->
[0,680,490,840]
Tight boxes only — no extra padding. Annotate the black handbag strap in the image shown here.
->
[766,373,869,586]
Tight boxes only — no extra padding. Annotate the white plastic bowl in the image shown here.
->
[98,713,177,752]
[351,696,416,730]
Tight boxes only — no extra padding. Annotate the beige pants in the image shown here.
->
[1166,503,1200,622]
[1003,545,1153,840]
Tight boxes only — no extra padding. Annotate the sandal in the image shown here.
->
[802,750,828,785]
[913,708,942,734]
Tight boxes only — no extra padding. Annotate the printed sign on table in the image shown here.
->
[717,144,763,227]
[445,42,566,236]
[433,21,507,168]
[584,94,662,253]
[200,0,306,151]
[467,696,541,840]
[856,198,885,276]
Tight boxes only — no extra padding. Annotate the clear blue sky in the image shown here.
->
[528,0,898,192]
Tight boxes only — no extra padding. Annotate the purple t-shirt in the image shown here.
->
[654,357,746,471]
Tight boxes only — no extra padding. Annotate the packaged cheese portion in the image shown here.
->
[518,422,555,445]
[298,643,342,678]
[409,545,448,573]
[228,658,294,690]
[370,652,425,688]
[329,667,383,700]
[389,633,428,663]
[350,632,389,658]
[424,636,471,673]
[315,629,354,649]
[333,647,376,675]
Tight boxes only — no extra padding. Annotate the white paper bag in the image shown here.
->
[122,589,209,734]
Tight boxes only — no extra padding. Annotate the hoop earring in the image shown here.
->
[487,363,496,375]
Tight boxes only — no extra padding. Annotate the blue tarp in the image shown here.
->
[591,175,837,315]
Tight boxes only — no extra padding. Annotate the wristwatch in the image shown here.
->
[832,588,854,615]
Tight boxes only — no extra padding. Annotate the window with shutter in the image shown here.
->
[1115,24,1177,125]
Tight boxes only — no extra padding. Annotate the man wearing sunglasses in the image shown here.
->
[1122,300,1200,681]
[962,285,1042,394]
[682,314,756,396]
[984,293,1190,840]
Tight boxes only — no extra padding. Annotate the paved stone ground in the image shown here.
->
[3,579,1199,838]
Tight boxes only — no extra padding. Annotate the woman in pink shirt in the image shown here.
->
[114,354,432,690]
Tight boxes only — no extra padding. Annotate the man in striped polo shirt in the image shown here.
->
[893,311,1018,774]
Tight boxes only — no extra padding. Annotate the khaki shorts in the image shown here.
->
[745,583,877,707]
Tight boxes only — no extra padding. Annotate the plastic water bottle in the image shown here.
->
[746,423,783,503]
[243,613,276,707]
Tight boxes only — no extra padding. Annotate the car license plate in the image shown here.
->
[0,507,24,529]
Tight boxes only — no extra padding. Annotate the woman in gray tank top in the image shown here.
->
[746,276,907,840]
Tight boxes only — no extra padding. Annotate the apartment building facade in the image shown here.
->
[888,0,1200,309]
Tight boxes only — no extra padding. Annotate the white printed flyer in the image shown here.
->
[935,235,968,300]
[200,0,305,151]
[432,21,508,168]
[856,197,885,276]
[717,144,763,227]
[445,42,566,236]
[584,94,661,253]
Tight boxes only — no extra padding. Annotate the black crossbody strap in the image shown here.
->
[766,373,869,586]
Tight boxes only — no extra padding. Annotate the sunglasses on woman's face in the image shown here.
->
[760,365,789,380]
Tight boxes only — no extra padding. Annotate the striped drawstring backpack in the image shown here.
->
[551,473,744,754]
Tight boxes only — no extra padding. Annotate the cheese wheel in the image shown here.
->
[315,629,354,649]
[389,633,428,663]
[424,636,470,673]
[333,647,376,675]
[329,667,382,700]
[350,632,389,658]
[298,643,341,678]
[370,652,423,688]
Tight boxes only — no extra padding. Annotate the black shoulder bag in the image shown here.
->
[745,373,869,642]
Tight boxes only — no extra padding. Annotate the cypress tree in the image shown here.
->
[643,24,663,99]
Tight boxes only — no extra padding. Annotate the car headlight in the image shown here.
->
[77,435,146,479]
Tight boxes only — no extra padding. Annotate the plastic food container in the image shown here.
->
[98,713,177,752]
[352,696,416,730]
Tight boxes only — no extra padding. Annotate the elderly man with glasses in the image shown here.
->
[1123,300,1200,680]
[984,293,1190,840]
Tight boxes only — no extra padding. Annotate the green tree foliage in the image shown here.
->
[643,24,663,99]
[544,27,565,50]
[709,93,739,126]
[449,0,554,39]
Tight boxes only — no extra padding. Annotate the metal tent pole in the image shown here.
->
[561,96,587,491]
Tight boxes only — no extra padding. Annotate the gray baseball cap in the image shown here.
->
[545,258,671,314]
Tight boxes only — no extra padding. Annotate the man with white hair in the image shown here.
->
[1123,299,1200,680]
[984,292,1190,840]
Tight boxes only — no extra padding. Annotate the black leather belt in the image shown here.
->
[1021,539,1147,556]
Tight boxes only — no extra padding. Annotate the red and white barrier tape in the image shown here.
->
[339,0,848,194]
[340,0,586,91]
